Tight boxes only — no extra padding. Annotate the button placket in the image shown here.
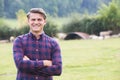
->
[35,40,39,59]
[36,40,39,52]
[35,40,39,80]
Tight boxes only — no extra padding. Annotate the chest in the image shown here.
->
[22,39,52,60]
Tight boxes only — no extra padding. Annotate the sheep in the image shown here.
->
[89,35,99,40]
[99,30,112,39]
[10,36,15,42]
[57,33,67,40]
[89,34,104,40]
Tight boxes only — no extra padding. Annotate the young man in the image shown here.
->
[13,8,62,80]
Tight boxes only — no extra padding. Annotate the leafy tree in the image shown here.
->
[62,0,120,35]
[0,0,4,17]
[44,21,58,37]
[3,0,112,18]
[97,0,120,33]
[0,25,13,40]
[16,9,27,28]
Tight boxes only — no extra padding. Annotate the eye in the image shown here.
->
[38,19,42,21]
[31,19,35,21]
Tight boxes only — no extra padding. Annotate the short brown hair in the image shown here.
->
[27,8,47,19]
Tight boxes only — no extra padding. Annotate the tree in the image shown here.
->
[3,0,112,18]
[16,9,27,28]
[0,0,4,17]
[44,21,58,37]
[97,0,120,33]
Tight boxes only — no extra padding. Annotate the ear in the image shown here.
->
[27,18,30,24]
[44,19,47,25]
[27,18,29,22]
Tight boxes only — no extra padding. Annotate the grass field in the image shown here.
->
[0,38,120,80]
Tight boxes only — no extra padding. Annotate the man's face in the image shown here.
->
[28,13,46,33]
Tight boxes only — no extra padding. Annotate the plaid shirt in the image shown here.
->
[13,32,62,80]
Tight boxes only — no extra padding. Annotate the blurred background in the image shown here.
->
[0,0,120,40]
[0,0,120,80]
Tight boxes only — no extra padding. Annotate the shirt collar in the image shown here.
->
[28,32,44,40]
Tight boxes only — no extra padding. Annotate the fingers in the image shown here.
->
[43,60,52,67]
[23,56,30,60]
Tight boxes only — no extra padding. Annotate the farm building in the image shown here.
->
[64,32,89,40]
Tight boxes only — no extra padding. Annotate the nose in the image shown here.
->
[34,20,39,24]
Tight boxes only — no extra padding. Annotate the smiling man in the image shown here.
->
[13,8,62,80]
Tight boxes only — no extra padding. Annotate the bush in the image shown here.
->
[0,19,15,40]
[0,25,14,40]
[44,21,58,37]
[16,25,30,36]
[0,22,29,40]
[62,1,120,35]
[14,21,58,37]
[62,17,97,34]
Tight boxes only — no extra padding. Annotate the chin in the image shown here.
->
[31,29,38,32]
[34,30,40,32]
[33,29,40,31]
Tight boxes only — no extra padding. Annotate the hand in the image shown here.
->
[23,56,30,60]
[43,60,52,67]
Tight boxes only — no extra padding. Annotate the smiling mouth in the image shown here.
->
[33,26,39,28]
[33,24,40,28]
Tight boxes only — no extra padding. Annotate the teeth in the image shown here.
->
[34,26,38,27]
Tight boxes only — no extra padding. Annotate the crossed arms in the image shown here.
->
[13,38,62,77]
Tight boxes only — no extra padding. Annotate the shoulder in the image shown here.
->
[43,34,60,47]
[44,34,58,43]
[16,33,29,39]
[14,33,29,43]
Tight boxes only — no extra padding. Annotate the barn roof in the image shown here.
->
[64,32,89,40]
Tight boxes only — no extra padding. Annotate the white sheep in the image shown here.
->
[10,36,15,42]
[99,30,112,39]
[57,33,67,40]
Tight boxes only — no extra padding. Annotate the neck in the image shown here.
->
[31,31,43,39]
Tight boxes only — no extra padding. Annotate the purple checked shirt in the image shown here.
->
[13,32,62,80]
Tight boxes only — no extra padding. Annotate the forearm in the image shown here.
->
[17,56,53,75]
[38,43,62,76]
[14,56,62,76]
[14,54,44,73]
[37,61,62,76]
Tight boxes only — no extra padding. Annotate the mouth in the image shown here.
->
[33,24,40,28]
[31,25,40,30]
[34,25,39,28]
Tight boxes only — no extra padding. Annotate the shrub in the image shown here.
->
[0,25,13,40]
[16,25,29,36]
[62,17,96,34]
[44,21,58,37]
[14,21,58,37]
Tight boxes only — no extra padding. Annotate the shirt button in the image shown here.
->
[36,59,38,61]
[36,49,38,51]
[35,76,38,79]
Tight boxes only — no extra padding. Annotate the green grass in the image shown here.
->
[0,38,120,80]
[0,43,16,80]
[3,19,19,28]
